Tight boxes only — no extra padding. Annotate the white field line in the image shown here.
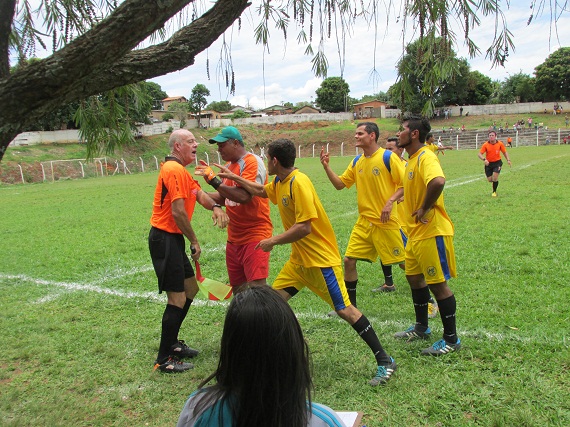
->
[1,273,564,346]
[0,273,216,307]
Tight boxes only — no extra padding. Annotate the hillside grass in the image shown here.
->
[4,113,569,166]
[1,143,569,426]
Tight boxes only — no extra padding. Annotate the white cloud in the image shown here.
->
[14,1,570,109]
[153,2,570,109]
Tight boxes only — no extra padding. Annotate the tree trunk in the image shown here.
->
[0,0,251,162]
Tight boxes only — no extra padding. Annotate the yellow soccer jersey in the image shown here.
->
[265,169,342,268]
[425,142,438,153]
[339,148,404,229]
[403,147,454,240]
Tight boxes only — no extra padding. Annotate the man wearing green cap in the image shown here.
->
[196,126,273,292]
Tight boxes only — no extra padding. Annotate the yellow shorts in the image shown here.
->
[272,261,351,310]
[405,235,457,284]
[345,217,406,265]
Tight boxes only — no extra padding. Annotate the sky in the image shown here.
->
[149,1,570,110]
[14,1,570,110]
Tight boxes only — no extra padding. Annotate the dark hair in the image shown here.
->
[386,137,398,143]
[426,133,433,140]
[268,138,296,168]
[357,122,380,142]
[404,115,432,144]
[194,286,312,427]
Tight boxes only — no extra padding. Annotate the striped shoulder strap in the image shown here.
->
[383,149,392,173]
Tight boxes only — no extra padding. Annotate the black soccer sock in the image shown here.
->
[437,295,458,344]
[351,315,391,365]
[411,287,431,329]
[493,181,499,192]
[345,280,357,308]
[157,304,184,363]
[179,298,193,328]
[381,262,394,286]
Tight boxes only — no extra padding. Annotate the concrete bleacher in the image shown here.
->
[433,128,568,149]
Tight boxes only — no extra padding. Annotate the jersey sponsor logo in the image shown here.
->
[408,171,414,180]
[427,266,437,276]
[281,195,290,207]
[392,247,401,256]
[372,166,380,176]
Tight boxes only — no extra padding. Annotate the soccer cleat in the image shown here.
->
[153,356,194,373]
[421,338,461,356]
[492,192,497,197]
[170,340,200,359]
[372,283,396,293]
[369,358,397,386]
[427,299,439,319]
[394,325,431,341]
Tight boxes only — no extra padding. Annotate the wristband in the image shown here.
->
[202,165,222,189]
[212,203,222,210]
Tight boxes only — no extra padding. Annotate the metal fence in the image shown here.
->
[2,128,568,185]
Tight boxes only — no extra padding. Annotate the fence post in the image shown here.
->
[50,161,55,182]
[95,159,104,177]
[139,157,144,173]
[40,163,46,181]
[298,145,301,158]
[312,144,315,158]
[153,155,158,170]
[18,164,25,184]
[217,152,221,163]
[341,142,344,157]
[79,161,85,178]
[475,134,478,149]
[456,135,459,150]
[536,129,539,146]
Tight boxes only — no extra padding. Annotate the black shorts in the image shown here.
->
[484,160,503,177]
[148,227,194,293]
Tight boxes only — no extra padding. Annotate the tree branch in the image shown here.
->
[0,0,250,161]
[0,0,16,78]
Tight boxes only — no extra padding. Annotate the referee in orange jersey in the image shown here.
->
[478,131,512,197]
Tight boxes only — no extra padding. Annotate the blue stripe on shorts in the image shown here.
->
[400,229,408,248]
[321,267,347,310]
[435,236,451,280]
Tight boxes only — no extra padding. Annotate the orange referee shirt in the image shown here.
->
[479,141,507,163]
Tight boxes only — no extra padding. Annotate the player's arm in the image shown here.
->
[319,147,346,190]
[171,198,201,260]
[255,220,312,252]
[477,146,488,164]
[412,177,445,224]
[501,145,512,166]
[381,187,404,223]
[214,163,268,198]
[195,190,230,229]
[196,160,253,204]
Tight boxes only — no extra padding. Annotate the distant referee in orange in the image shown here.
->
[478,131,512,197]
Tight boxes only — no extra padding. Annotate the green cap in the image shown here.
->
[209,126,243,144]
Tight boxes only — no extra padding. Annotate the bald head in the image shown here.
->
[168,129,195,150]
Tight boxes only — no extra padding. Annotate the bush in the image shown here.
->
[161,112,174,121]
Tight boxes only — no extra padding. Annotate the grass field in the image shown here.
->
[1,145,569,426]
